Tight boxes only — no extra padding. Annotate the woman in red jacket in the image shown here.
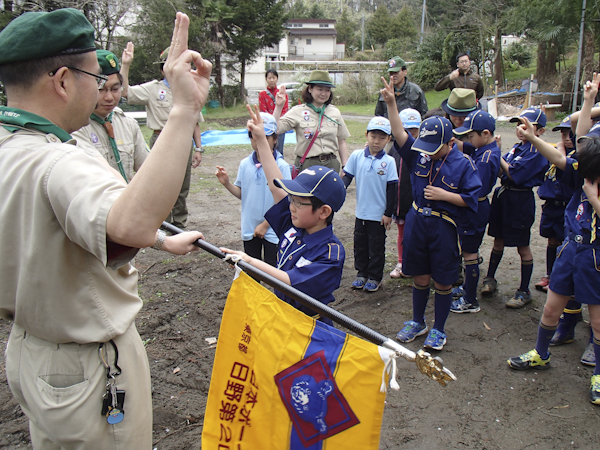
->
[259,69,288,153]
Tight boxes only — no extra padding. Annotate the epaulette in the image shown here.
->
[327,243,341,261]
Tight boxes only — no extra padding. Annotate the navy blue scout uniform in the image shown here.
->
[397,121,481,285]
[266,167,346,326]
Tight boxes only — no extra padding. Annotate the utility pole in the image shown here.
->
[361,13,364,52]
[573,0,587,113]
[420,0,426,45]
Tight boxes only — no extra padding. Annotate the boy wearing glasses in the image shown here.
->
[221,106,347,326]
[73,50,149,182]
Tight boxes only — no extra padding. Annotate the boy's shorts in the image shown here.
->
[402,207,460,286]
[460,199,489,254]
[461,230,485,254]
[549,234,600,305]
[487,187,535,247]
[539,200,567,240]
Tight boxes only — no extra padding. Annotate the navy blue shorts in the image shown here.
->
[487,187,534,247]
[549,236,600,305]
[461,230,485,254]
[539,200,567,240]
[402,208,460,286]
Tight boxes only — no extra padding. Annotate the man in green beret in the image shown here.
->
[120,41,204,229]
[374,56,428,119]
[0,9,210,449]
[73,49,149,182]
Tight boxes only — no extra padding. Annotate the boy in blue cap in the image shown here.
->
[481,107,549,308]
[343,116,398,292]
[222,105,346,326]
[380,77,481,350]
[450,110,501,313]
[215,113,291,270]
[507,75,600,406]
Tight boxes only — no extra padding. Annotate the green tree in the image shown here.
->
[336,8,357,53]
[366,6,394,46]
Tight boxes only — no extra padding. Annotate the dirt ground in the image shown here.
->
[1,120,599,449]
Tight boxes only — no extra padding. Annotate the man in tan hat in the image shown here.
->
[440,87,478,130]
[120,42,204,228]
[374,56,428,118]
[0,9,209,448]
[435,52,484,100]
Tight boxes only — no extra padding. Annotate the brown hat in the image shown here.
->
[305,70,335,88]
[440,88,478,117]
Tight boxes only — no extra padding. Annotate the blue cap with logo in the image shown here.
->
[411,116,453,155]
[454,110,496,135]
[399,108,422,129]
[367,116,391,135]
[274,166,346,212]
[509,108,547,128]
[260,112,278,136]
[552,115,572,132]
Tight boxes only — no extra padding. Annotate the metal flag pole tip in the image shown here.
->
[161,222,457,386]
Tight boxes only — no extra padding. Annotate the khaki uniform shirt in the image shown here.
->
[128,79,204,131]
[278,104,350,159]
[73,107,149,181]
[0,127,141,344]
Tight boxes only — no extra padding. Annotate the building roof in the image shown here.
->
[287,18,336,24]
[289,29,337,36]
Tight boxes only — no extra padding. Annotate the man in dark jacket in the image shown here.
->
[435,53,484,100]
[375,56,428,118]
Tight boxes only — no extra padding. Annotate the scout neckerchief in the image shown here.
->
[305,103,340,132]
[251,148,278,179]
[0,106,72,142]
[91,112,129,183]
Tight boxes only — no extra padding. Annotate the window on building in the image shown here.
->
[306,39,312,45]
[319,24,329,28]
[293,23,302,27]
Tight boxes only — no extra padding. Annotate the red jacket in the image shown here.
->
[259,86,289,115]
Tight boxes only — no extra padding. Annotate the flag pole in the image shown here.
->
[162,222,456,386]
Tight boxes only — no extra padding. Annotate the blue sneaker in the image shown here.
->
[450,296,481,314]
[351,277,366,290]
[424,328,447,351]
[452,285,466,299]
[364,279,381,292]
[396,321,428,343]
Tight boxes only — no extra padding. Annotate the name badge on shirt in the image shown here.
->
[302,111,310,121]
[295,256,312,268]
[282,227,298,248]
[158,89,166,101]
[419,154,431,165]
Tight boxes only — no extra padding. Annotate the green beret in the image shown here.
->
[0,8,96,65]
[97,49,120,75]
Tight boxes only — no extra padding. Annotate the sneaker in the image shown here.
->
[450,296,481,313]
[396,321,428,343]
[390,263,403,278]
[351,277,366,290]
[481,277,497,295]
[549,320,580,346]
[535,275,550,293]
[590,375,600,405]
[452,285,466,299]
[505,289,532,308]
[423,328,447,351]
[581,342,597,367]
[364,279,381,292]
[507,349,551,370]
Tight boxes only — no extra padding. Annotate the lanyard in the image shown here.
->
[99,340,121,380]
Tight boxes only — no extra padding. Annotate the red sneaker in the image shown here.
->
[535,276,549,293]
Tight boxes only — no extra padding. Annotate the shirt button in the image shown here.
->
[297,240,301,245]
[288,256,293,260]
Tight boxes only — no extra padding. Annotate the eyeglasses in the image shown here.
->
[49,66,108,88]
[99,84,123,94]
[288,195,312,208]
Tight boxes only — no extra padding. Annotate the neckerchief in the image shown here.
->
[251,148,278,179]
[91,112,129,183]
[0,106,72,142]
[305,103,340,131]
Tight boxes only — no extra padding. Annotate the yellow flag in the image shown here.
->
[202,271,394,449]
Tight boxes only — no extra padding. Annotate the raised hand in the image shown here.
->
[246,104,266,139]
[275,85,287,107]
[121,41,134,66]
[516,117,536,142]
[583,72,600,103]
[215,166,230,185]
[380,76,395,104]
[163,12,212,115]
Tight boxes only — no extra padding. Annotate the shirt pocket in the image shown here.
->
[441,175,459,190]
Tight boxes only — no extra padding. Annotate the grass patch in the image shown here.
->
[190,176,224,195]
[337,104,376,116]
[203,104,249,119]
[424,90,448,110]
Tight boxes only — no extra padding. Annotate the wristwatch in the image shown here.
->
[194,146,205,153]
[153,230,167,250]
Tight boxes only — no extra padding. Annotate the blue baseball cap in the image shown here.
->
[274,166,346,212]
[552,115,572,132]
[260,112,278,136]
[411,116,453,155]
[510,108,547,128]
[454,110,496,135]
[399,108,422,129]
[367,116,391,135]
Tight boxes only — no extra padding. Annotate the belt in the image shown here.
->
[153,129,162,135]
[498,185,531,196]
[412,202,456,227]
[302,153,336,162]
[549,200,568,207]
[568,232,594,246]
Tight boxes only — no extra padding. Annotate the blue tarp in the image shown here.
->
[201,129,297,147]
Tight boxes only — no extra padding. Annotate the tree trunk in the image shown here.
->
[494,27,503,85]
[214,51,225,107]
[537,41,547,83]
[583,29,595,82]
[240,58,246,103]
